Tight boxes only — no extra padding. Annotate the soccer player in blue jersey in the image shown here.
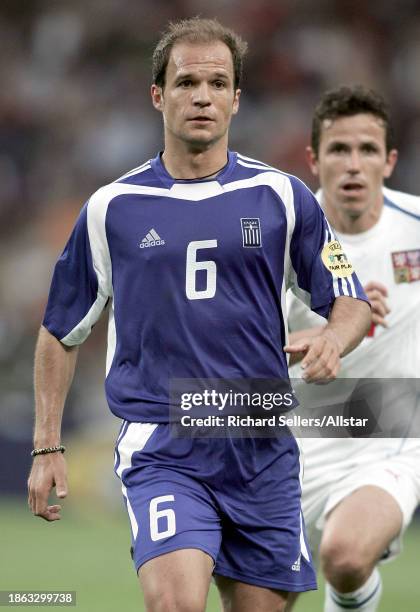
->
[28,19,370,612]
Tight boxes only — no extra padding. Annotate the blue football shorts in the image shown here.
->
[114,421,316,592]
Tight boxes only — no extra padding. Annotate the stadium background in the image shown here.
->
[0,1,419,610]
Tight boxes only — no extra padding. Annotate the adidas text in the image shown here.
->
[140,239,165,248]
[291,555,301,572]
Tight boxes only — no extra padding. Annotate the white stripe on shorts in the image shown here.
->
[116,422,158,479]
[115,422,158,541]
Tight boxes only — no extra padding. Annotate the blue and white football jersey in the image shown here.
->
[43,151,366,421]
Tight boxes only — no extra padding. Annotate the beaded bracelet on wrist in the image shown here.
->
[31,445,66,457]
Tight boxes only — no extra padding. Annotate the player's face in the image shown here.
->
[307,114,397,221]
[151,40,240,151]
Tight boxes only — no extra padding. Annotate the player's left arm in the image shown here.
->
[285,325,324,366]
[285,278,387,367]
[286,177,371,380]
[285,296,371,382]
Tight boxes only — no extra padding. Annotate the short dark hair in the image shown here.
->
[152,17,248,90]
[311,85,394,155]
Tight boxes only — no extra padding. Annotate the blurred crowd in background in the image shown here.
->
[1,0,420,497]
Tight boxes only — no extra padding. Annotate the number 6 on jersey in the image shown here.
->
[186,240,218,300]
[149,495,176,541]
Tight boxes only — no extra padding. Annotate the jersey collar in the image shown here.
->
[151,150,238,188]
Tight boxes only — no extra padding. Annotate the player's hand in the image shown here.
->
[284,329,342,383]
[28,452,68,522]
[364,281,390,328]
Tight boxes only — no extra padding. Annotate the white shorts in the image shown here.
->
[300,438,420,563]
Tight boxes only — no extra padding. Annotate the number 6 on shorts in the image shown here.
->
[149,495,176,541]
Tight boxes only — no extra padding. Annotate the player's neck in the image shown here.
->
[323,197,384,235]
[162,139,229,180]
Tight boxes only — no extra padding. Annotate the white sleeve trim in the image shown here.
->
[60,186,114,346]
[61,292,108,346]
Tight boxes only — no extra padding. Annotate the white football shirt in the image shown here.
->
[288,186,420,462]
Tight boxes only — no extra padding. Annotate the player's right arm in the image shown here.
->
[27,195,111,521]
[28,326,79,521]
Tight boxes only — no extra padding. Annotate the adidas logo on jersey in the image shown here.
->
[139,229,165,248]
[291,554,301,572]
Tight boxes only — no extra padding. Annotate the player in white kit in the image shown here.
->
[286,86,420,611]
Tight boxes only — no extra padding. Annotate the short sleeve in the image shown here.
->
[43,202,110,345]
[288,176,367,319]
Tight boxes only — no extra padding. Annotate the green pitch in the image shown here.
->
[0,499,418,611]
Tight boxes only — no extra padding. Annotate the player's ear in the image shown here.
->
[151,84,164,112]
[305,146,319,177]
[383,148,398,179]
[232,89,241,115]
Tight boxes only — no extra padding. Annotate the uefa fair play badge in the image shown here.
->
[321,240,354,278]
